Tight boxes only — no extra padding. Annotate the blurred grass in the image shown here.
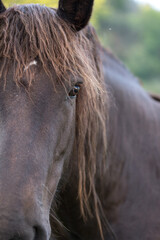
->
[142,79,160,95]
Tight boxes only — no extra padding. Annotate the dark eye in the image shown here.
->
[69,85,81,98]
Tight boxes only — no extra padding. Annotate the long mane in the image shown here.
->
[0,4,107,238]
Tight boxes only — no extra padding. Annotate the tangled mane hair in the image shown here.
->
[0,4,108,238]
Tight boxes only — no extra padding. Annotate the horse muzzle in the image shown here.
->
[0,207,51,240]
[0,222,50,240]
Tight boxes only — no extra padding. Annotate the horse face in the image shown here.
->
[0,62,76,239]
[0,0,94,239]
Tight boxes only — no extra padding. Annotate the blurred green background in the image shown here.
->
[4,0,160,94]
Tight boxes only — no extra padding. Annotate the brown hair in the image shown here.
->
[0,4,107,238]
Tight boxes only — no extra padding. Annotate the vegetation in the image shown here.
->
[4,0,160,94]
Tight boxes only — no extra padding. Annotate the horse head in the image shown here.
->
[0,0,106,239]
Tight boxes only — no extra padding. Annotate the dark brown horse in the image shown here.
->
[0,0,160,239]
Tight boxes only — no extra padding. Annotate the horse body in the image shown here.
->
[0,0,160,239]
[101,48,160,239]
[53,44,160,240]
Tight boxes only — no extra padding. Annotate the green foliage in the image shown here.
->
[108,0,137,12]
[5,0,58,8]
[143,79,160,94]
[126,8,160,81]
[92,1,160,93]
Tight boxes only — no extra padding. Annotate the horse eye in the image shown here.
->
[69,85,81,98]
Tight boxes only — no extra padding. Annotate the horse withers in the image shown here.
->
[0,0,160,240]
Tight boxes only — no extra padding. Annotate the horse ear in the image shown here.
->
[0,0,6,13]
[57,0,94,31]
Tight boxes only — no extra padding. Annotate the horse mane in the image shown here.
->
[0,4,107,238]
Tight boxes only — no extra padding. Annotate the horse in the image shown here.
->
[0,0,160,239]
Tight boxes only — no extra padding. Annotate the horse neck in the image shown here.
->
[100,46,160,206]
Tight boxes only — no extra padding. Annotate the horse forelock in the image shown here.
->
[0,4,108,238]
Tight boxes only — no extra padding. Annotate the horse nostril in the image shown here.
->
[33,225,48,240]
[6,226,47,240]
